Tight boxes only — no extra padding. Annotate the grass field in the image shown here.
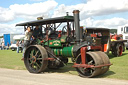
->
[0,50,26,70]
[0,49,128,80]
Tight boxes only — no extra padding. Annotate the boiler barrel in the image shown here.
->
[53,46,74,57]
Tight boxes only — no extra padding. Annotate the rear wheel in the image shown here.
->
[24,45,48,73]
[122,43,125,52]
[114,44,123,57]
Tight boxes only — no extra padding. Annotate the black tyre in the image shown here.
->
[114,44,123,57]
[24,45,48,73]
[122,43,125,52]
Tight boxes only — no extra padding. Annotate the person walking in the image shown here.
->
[7,42,10,50]
[16,41,19,53]
[20,40,24,53]
[2,42,5,50]
[0,42,2,50]
[22,27,32,60]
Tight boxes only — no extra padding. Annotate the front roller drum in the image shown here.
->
[75,51,110,78]
[24,45,48,73]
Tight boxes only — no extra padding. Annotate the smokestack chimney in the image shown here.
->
[37,17,43,20]
[73,10,81,44]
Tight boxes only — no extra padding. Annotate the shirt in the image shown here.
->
[32,28,42,38]
[24,30,32,41]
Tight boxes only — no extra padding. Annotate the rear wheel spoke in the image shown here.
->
[37,54,41,58]
[30,50,34,57]
[35,62,41,68]
[37,58,42,60]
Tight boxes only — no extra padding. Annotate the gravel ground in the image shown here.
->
[0,68,128,85]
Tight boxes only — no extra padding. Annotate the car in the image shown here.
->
[10,44,17,51]
[10,35,25,51]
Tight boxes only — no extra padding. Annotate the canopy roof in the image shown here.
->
[86,27,109,30]
[86,27,110,32]
[85,27,110,36]
[16,16,74,26]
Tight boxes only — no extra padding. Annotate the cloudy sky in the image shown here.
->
[0,0,128,36]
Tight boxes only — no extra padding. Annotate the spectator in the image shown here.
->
[16,41,19,53]
[7,42,10,50]
[11,41,13,45]
[2,42,5,50]
[0,42,2,50]
[19,40,24,53]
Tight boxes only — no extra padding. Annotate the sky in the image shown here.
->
[0,0,128,36]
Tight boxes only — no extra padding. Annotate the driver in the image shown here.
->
[32,26,42,39]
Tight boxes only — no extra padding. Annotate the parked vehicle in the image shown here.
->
[10,35,25,51]
[110,33,127,56]
[80,27,127,57]
[10,43,17,51]
[117,26,128,50]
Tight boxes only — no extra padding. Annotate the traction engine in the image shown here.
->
[16,10,112,78]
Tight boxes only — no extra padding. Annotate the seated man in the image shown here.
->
[32,26,42,39]
[44,27,58,40]
[44,27,53,40]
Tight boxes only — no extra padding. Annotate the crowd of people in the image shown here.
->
[0,42,10,50]
[0,42,5,50]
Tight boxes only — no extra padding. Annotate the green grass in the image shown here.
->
[0,50,26,70]
[0,49,128,80]
[102,51,128,80]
